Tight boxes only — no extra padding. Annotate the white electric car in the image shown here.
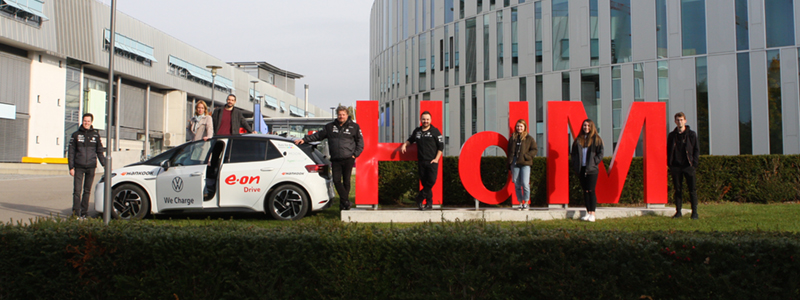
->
[95,134,334,221]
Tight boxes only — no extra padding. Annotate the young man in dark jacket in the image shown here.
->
[68,113,106,219]
[667,112,700,219]
[295,106,363,210]
[212,94,253,135]
[401,111,444,211]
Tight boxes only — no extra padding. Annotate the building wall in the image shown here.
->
[26,52,66,158]
[370,0,800,156]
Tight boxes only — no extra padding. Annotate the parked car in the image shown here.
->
[95,134,334,221]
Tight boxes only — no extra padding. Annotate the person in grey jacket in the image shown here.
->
[571,119,604,222]
[188,100,213,141]
[212,94,252,135]
[295,106,363,210]
[68,113,106,219]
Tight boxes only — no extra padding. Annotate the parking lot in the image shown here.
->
[0,174,101,224]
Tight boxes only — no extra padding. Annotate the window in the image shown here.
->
[497,11,504,79]
[0,0,47,27]
[168,55,232,94]
[581,69,600,126]
[553,0,569,70]
[612,66,622,148]
[103,29,157,66]
[657,61,669,127]
[535,1,543,73]
[735,0,749,51]
[766,50,783,154]
[656,0,668,58]
[696,57,709,155]
[681,0,706,56]
[445,0,454,23]
[228,139,267,163]
[610,0,632,63]
[466,18,477,83]
[511,7,519,75]
[484,15,490,80]
[471,84,478,134]
[737,53,752,154]
[590,0,599,65]
[765,0,795,48]
[172,140,215,166]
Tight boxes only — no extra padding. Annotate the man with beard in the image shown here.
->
[212,94,253,135]
[295,106,363,210]
[401,111,443,211]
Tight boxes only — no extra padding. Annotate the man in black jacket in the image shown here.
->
[295,106,363,210]
[212,94,253,135]
[68,113,106,219]
[667,112,700,219]
[401,111,443,211]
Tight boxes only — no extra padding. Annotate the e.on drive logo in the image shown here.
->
[224,175,260,185]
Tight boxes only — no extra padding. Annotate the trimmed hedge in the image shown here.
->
[378,155,800,206]
[1,220,798,299]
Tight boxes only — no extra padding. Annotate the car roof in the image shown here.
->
[209,133,295,143]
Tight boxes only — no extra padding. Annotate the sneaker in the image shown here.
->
[672,212,683,218]
[691,212,698,220]
[588,214,596,222]
[580,214,590,221]
[523,204,530,211]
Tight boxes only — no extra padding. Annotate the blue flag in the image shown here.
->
[253,101,269,134]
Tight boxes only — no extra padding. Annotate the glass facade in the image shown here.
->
[370,0,800,156]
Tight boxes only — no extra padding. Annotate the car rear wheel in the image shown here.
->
[267,184,309,221]
[111,183,150,220]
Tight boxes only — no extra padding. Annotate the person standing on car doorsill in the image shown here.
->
[401,111,443,211]
[295,105,363,210]
[68,113,106,220]
[212,94,252,135]
[667,112,700,219]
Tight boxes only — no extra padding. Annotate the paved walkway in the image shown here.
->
[0,174,102,224]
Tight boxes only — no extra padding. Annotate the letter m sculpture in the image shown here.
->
[547,101,667,205]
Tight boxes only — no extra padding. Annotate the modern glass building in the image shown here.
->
[0,0,328,165]
[370,0,800,157]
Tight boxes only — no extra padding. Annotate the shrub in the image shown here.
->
[376,155,800,206]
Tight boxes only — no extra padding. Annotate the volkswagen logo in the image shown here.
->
[172,176,183,192]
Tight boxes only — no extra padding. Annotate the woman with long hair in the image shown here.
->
[570,119,604,222]
[507,119,538,210]
[187,100,214,141]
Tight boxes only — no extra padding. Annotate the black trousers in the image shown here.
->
[331,157,355,209]
[671,166,697,213]
[578,167,598,212]
[72,167,95,217]
[416,161,439,206]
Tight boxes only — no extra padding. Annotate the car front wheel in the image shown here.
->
[267,184,309,221]
[111,183,150,220]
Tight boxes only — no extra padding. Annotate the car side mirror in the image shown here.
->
[161,160,170,171]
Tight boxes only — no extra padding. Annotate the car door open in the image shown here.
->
[155,140,213,211]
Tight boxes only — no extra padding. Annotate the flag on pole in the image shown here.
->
[253,101,269,134]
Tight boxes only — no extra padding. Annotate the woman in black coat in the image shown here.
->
[570,119,604,222]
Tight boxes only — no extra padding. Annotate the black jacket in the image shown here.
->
[304,117,364,160]
[667,125,700,168]
[571,137,604,175]
[68,126,106,169]
[212,106,253,135]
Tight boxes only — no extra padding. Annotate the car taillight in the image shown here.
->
[305,164,326,173]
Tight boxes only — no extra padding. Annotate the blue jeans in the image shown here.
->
[511,165,531,202]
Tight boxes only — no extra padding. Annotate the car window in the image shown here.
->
[171,140,214,166]
[228,139,267,163]
[267,141,283,160]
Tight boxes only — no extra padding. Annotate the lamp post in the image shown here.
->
[103,0,117,225]
[206,65,222,112]
[330,106,335,120]
[250,80,259,102]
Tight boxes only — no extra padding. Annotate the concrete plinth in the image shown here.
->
[341,206,689,223]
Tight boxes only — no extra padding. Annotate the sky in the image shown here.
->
[101,0,375,111]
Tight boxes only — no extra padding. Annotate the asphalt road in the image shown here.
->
[0,174,102,224]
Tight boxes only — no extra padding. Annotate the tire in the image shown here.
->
[111,183,150,220]
[266,184,309,221]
